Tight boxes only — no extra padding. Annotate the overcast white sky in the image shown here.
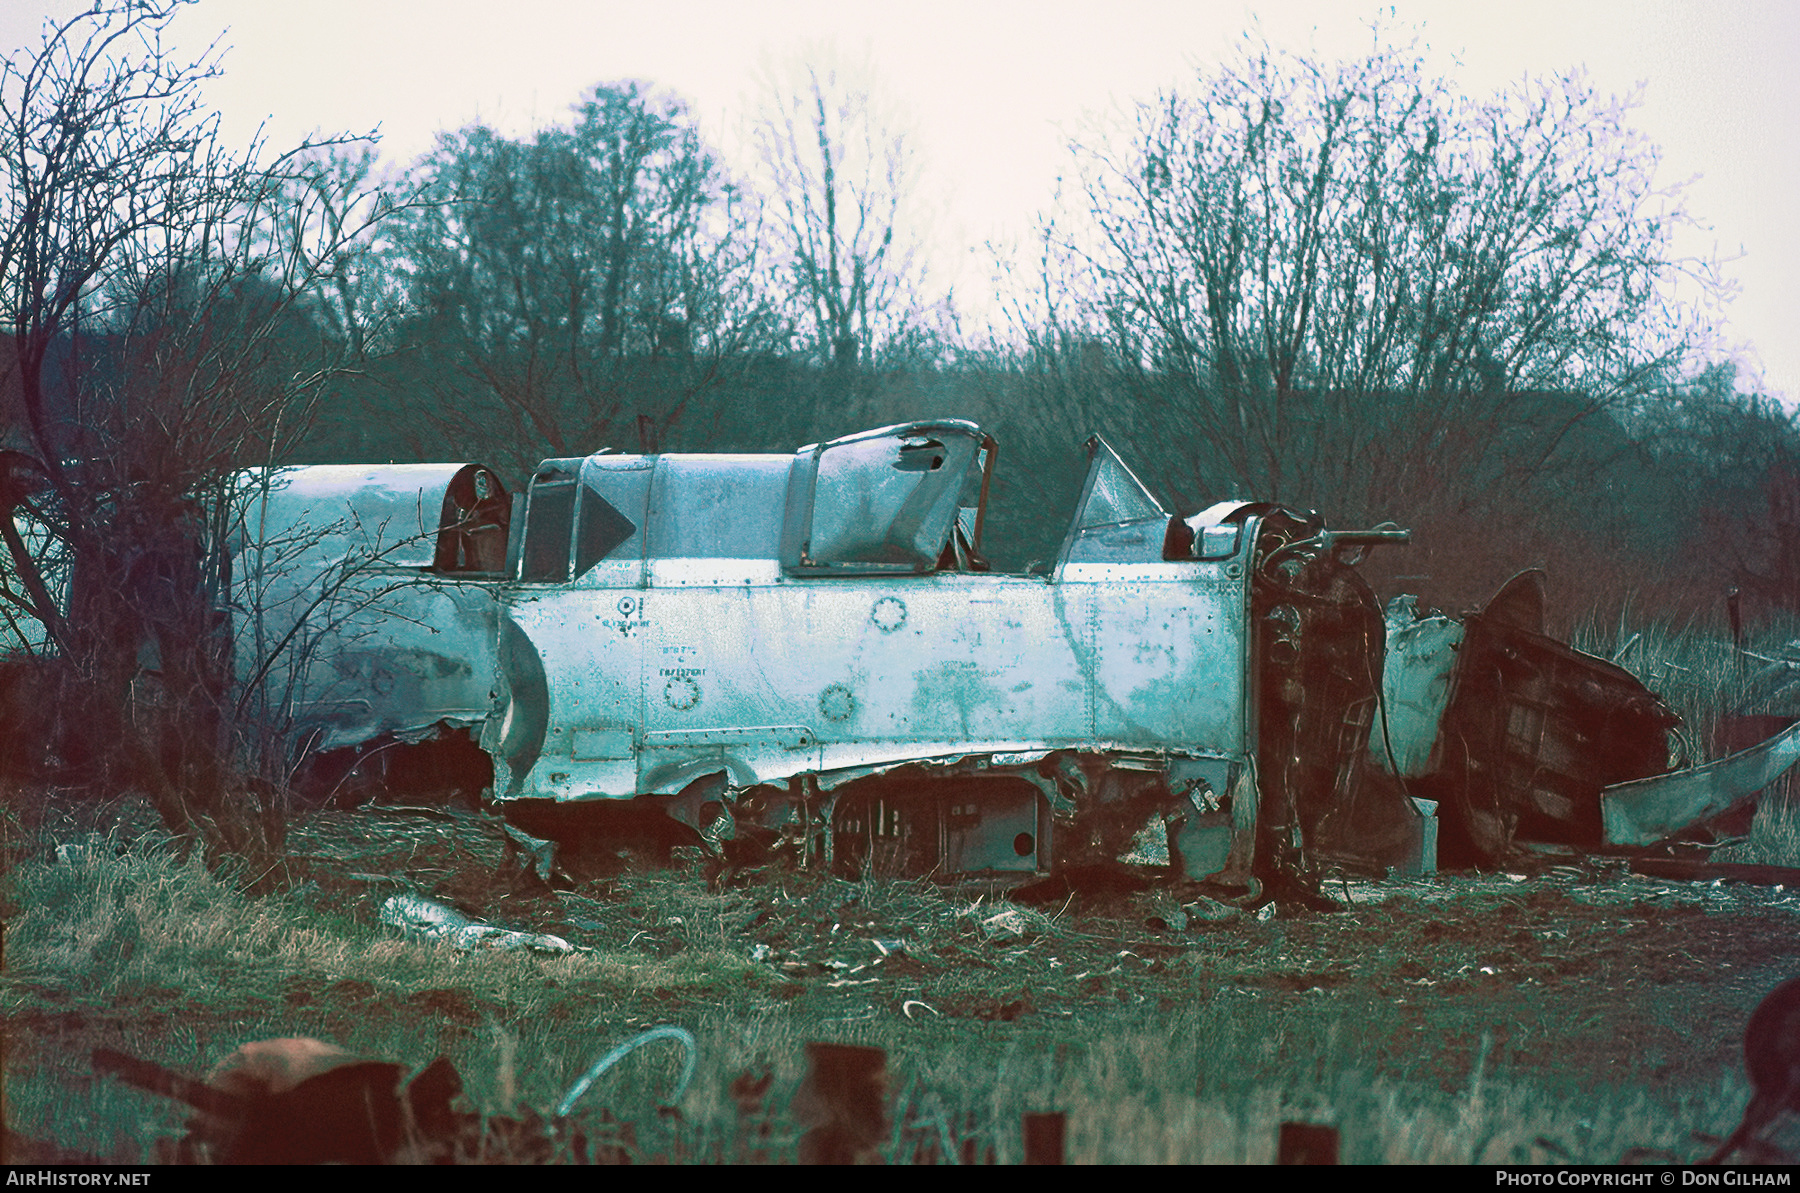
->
[5,0,1797,400]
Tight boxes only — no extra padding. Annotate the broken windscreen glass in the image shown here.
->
[1076,438,1165,529]
[1060,437,1169,566]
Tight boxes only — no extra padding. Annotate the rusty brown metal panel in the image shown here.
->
[1432,572,1678,860]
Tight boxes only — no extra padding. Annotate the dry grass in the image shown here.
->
[1713,799,1800,868]
[1570,609,1800,765]
[3,817,1773,1164]
[2,829,769,1013]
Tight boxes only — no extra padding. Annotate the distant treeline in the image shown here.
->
[284,339,1788,630]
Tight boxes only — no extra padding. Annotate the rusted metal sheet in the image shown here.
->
[1602,719,1800,847]
[379,892,576,953]
[1424,571,1679,863]
[1370,580,1800,866]
[1370,597,1463,778]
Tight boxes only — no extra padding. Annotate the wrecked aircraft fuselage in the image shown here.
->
[232,419,1756,887]
[477,422,1419,888]
[228,462,511,792]
[233,422,1425,889]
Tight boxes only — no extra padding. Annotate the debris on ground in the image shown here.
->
[92,1024,698,1164]
[379,892,578,955]
[93,1039,463,1164]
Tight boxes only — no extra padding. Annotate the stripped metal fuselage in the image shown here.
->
[231,421,1416,883]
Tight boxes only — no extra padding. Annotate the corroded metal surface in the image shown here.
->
[229,463,507,751]
[491,429,1254,845]
[42,418,1800,882]
[1427,571,1680,861]
[219,423,1429,885]
[502,567,1251,802]
[1370,597,1463,778]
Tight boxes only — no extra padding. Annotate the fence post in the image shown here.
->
[1277,1121,1339,1164]
[1023,1111,1065,1164]
[795,1043,888,1164]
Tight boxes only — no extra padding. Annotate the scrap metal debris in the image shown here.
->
[1604,721,1800,847]
[556,1025,698,1118]
[379,891,577,954]
[1628,858,1800,887]
[93,1039,463,1164]
[92,1029,690,1165]
[1390,570,1681,865]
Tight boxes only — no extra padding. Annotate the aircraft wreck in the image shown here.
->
[221,420,1794,892]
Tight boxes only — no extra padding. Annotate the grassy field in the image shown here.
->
[4,793,1798,1164]
[6,620,1800,1164]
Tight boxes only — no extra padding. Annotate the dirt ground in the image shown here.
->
[6,798,1797,1162]
[183,807,1800,1087]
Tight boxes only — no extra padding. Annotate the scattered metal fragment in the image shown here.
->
[93,1039,462,1165]
[1629,859,1800,887]
[378,892,576,954]
[556,1025,697,1118]
[1604,721,1800,848]
[979,909,1030,941]
[95,1036,661,1164]
[1184,895,1243,922]
[501,821,562,882]
[1147,907,1189,932]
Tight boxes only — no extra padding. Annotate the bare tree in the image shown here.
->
[1030,28,1718,531]
[751,49,936,370]
[0,0,401,869]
